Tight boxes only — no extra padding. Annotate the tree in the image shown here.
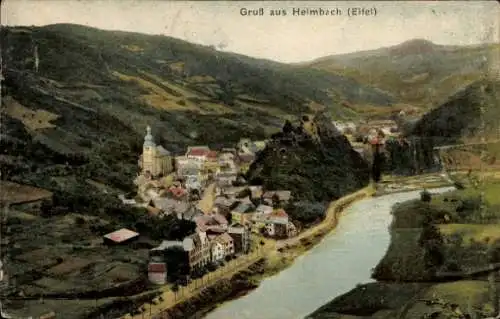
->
[371,147,383,183]
[236,187,252,199]
[420,189,432,202]
[271,193,281,208]
[283,120,294,134]
[40,199,53,217]
[419,219,444,273]
[172,283,179,301]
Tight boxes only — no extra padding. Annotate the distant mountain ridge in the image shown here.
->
[304,39,500,109]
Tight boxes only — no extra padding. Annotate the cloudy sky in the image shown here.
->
[2,0,499,63]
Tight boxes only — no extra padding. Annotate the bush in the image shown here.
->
[286,201,326,225]
[420,190,432,202]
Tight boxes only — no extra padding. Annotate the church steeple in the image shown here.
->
[144,125,155,148]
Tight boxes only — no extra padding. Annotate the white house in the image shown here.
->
[211,241,225,263]
[186,146,211,162]
[148,262,167,285]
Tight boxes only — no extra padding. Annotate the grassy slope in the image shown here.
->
[304,39,499,110]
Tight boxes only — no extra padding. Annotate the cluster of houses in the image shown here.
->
[333,118,405,161]
[145,186,298,284]
[118,126,297,285]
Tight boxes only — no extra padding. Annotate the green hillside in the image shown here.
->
[0,23,393,193]
[247,113,370,204]
[411,79,500,143]
[305,39,499,110]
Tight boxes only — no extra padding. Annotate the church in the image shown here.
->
[139,126,174,177]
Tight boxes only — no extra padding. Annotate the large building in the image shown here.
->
[139,126,174,177]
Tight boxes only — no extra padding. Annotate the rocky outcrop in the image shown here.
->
[247,113,370,203]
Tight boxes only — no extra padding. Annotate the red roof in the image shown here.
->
[168,186,187,198]
[207,150,218,159]
[104,228,139,243]
[187,147,211,157]
[369,137,384,145]
[272,209,288,218]
[148,263,167,273]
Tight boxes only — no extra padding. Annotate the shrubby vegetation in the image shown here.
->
[285,201,327,226]
[247,113,370,203]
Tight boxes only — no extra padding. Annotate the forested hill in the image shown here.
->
[411,79,500,144]
[1,23,390,197]
[247,113,370,204]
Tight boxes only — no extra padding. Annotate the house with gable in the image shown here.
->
[213,195,239,215]
[262,190,292,207]
[214,233,235,259]
[210,239,225,263]
[250,208,291,238]
[194,213,228,233]
[228,223,251,254]
[230,202,256,225]
[148,262,167,285]
[185,231,211,271]
[186,146,211,163]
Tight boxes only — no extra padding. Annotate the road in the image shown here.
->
[196,182,216,214]
[276,187,372,249]
[433,139,500,150]
[124,250,265,319]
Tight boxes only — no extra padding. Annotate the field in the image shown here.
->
[1,209,154,318]
[3,95,60,131]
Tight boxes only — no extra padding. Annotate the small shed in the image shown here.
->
[148,262,167,285]
[103,228,139,245]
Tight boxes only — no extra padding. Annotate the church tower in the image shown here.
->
[142,126,156,175]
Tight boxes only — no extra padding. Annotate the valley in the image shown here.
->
[0,16,499,319]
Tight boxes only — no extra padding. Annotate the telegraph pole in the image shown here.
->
[479,84,487,218]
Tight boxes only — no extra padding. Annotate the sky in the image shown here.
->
[1,0,499,63]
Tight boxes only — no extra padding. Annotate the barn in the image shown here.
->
[103,228,140,245]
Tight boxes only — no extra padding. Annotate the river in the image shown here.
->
[204,187,455,319]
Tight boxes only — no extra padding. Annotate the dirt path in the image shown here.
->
[196,183,215,214]
[276,187,373,249]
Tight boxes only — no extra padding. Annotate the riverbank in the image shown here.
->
[308,183,500,319]
[127,184,375,319]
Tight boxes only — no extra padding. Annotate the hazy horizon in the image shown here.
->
[2,0,499,63]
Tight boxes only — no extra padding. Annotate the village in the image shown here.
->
[120,116,407,286]
[106,126,298,286]
[0,117,411,319]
